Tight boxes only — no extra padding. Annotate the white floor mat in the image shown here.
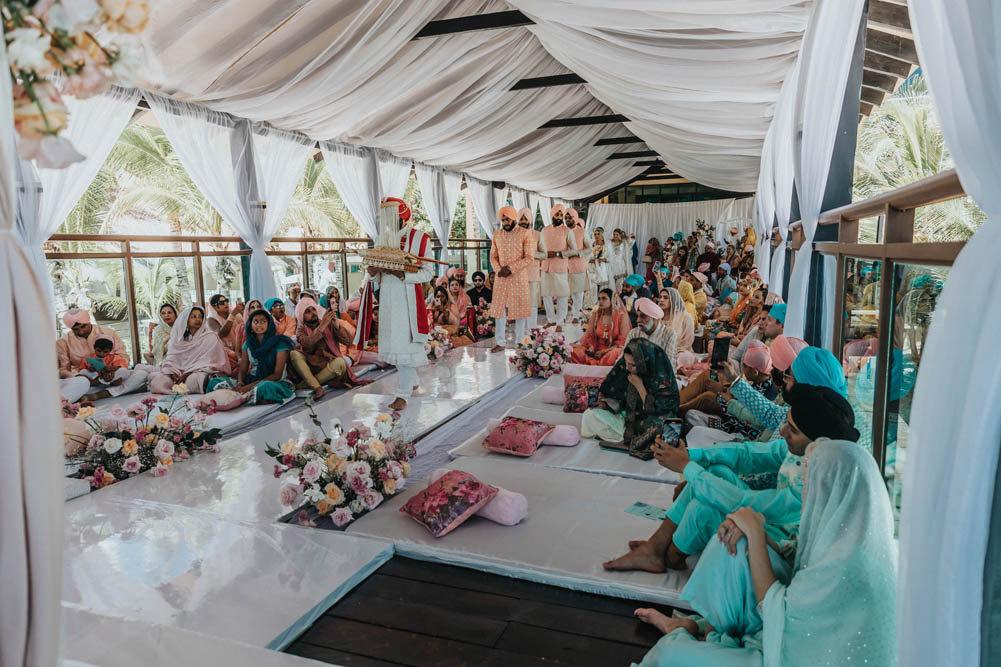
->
[346,457,692,608]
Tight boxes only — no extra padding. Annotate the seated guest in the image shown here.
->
[571,288,630,365]
[235,309,296,404]
[731,300,785,366]
[467,271,492,308]
[246,299,264,315]
[56,308,148,397]
[283,282,301,315]
[144,303,177,366]
[677,280,700,326]
[621,274,652,327]
[604,383,859,573]
[321,286,353,323]
[625,297,678,370]
[581,338,680,459]
[690,272,710,314]
[289,298,356,399]
[207,294,245,374]
[77,336,143,400]
[265,298,297,338]
[633,439,894,667]
[430,286,474,347]
[713,262,736,302]
[487,270,496,291]
[61,374,92,404]
[659,287,695,356]
[447,276,473,327]
[149,306,231,394]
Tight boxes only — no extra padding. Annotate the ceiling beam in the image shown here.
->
[412,10,532,39]
[865,28,919,65]
[593,136,644,146]
[862,68,900,93]
[632,159,664,167]
[859,101,875,116]
[867,0,912,38]
[861,85,888,106]
[539,113,628,129]
[630,177,692,186]
[510,73,585,90]
[863,49,913,78]
[606,150,658,160]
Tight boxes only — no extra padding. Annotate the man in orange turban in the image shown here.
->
[539,204,578,331]
[489,206,534,352]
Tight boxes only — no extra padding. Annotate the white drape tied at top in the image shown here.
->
[899,3,1001,666]
[466,175,502,239]
[767,56,801,296]
[14,85,140,310]
[414,164,462,275]
[0,28,64,667]
[147,92,314,302]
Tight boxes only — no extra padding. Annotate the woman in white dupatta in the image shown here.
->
[659,287,695,365]
[148,306,231,394]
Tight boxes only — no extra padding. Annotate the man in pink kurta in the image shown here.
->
[56,308,149,397]
[489,206,534,352]
[517,207,542,330]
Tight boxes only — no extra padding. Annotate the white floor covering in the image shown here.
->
[347,456,694,608]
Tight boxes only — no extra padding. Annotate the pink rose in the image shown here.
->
[302,460,322,484]
[153,463,169,477]
[135,430,147,442]
[280,483,304,506]
[349,474,373,493]
[346,461,371,480]
[122,456,141,473]
[169,416,184,429]
[154,439,174,461]
[173,434,182,443]
[359,488,384,510]
[109,405,127,420]
[273,464,283,479]
[330,507,354,527]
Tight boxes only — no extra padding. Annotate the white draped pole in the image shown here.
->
[769,57,800,295]
[466,175,499,239]
[415,163,462,275]
[899,2,1001,665]
[375,149,412,200]
[320,141,381,240]
[0,32,64,667]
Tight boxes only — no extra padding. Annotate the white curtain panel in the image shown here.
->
[753,123,777,280]
[15,86,139,297]
[0,32,64,667]
[319,141,381,240]
[782,0,865,338]
[540,196,553,226]
[415,163,462,272]
[768,56,801,293]
[899,3,1001,666]
[376,150,412,200]
[528,191,542,221]
[466,176,498,239]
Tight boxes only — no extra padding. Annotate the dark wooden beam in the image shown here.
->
[860,100,875,116]
[864,49,912,77]
[862,68,900,93]
[632,159,664,167]
[861,85,888,106]
[510,73,585,90]
[539,114,628,129]
[868,0,911,34]
[606,150,658,160]
[412,10,532,39]
[593,136,644,146]
[865,28,919,65]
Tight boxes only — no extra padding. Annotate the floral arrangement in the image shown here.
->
[473,304,495,340]
[510,327,570,378]
[267,401,415,529]
[63,386,222,489]
[695,218,715,242]
[425,325,452,361]
[3,0,149,168]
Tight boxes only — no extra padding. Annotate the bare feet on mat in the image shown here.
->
[93,389,111,400]
[555,325,563,333]
[634,609,699,636]
[312,386,325,400]
[664,544,690,570]
[602,544,666,573]
[490,345,506,353]
[571,318,580,324]
[388,397,407,411]
[628,539,646,550]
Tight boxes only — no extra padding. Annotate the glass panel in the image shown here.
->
[307,254,346,294]
[857,215,881,243]
[841,257,882,460]
[48,257,133,357]
[200,255,246,305]
[882,263,948,529]
[130,256,197,359]
[914,195,986,243]
[270,255,303,297]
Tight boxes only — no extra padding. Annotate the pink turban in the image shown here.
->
[295,296,325,324]
[634,297,664,320]
[743,340,773,374]
[770,335,808,372]
[765,292,784,306]
[566,207,579,220]
[693,272,709,284]
[346,296,361,312]
[698,262,711,273]
[498,205,517,223]
[517,207,533,223]
[62,308,91,329]
[550,204,565,218]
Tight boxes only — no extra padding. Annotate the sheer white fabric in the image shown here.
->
[899,3,1001,665]
[753,123,777,280]
[14,86,139,301]
[414,163,462,273]
[768,57,801,293]
[376,150,412,200]
[783,0,865,338]
[528,191,542,221]
[319,142,380,240]
[0,35,63,667]
[466,176,499,239]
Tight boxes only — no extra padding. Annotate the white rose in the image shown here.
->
[103,437,123,454]
[6,28,53,74]
[349,499,365,514]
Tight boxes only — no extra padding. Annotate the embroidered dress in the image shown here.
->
[488,225,534,320]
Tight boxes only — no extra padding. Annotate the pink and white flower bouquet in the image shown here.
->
[267,401,415,529]
[473,304,495,340]
[510,327,570,378]
[425,325,453,361]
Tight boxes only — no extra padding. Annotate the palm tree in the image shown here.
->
[279,156,360,238]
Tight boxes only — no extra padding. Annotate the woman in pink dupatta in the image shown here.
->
[148,305,231,394]
[447,276,473,327]
[207,294,245,374]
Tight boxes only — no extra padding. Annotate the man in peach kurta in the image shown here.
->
[566,208,592,324]
[517,207,542,330]
[56,308,149,398]
[539,204,578,331]
[489,206,534,352]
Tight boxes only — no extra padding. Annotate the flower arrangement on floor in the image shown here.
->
[266,401,415,529]
[3,0,149,167]
[425,325,453,361]
[695,218,714,242]
[473,304,495,340]
[63,386,222,489]
[510,328,570,378]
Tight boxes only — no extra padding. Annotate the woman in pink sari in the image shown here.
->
[447,276,473,328]
[570,288,630,366]
[207,294,244,374]
[149,305,232,394]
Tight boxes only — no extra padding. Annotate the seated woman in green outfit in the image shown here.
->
[235,309,297,404]
[630,436,896,667]
[580,338,680,460]
[603,381,858,572]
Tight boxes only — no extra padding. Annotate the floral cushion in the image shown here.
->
[400,470,499,537]
[563,372,607,390]
[481,416,555,457]
[563,383,600,413]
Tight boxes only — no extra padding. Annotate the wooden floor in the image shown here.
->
[285,556,676,666]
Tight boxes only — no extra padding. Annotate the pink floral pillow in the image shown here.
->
[563,383,600,413]
[563,373,606,390]
[481,416,555,457]
[400,470,499,537]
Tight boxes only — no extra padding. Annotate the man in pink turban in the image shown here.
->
[624,297,678,369]
[516,207,542,329]
[55,308,149,398]
[489,206,534,352]
[565,208,592,324]
[538,204,578,331]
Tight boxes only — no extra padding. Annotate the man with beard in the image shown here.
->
[56,308,149,398]
[290,298,358,399]
[620,273,653,328]
[538,204,578,332]
[517,207,542,330]
[565,208,592,324]
[488,206,534,352]
[625,297,678,370]
[466,271,492,309]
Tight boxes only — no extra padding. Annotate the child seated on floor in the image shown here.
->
[77,337,132,395]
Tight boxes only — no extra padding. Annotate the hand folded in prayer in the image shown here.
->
[727,507,766,547]
[233,300,245,316]
[652,436,689,473]
[499,265,513,278]
[717,518,745,555]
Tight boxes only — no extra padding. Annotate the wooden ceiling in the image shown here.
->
[860,0,918,119]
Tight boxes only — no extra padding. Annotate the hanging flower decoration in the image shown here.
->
[2,0,148,168]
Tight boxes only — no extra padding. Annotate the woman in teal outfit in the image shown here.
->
[235,309,296,404]
[632,438,897,666]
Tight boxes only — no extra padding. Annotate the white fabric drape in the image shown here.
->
[376,150,412,200]
[782,0,865,337]
[540,195,553,226]
[768,56,801,294]
[899,3,1001,666]
[415,163,462,274]
[14,86,139,301]
[753,123,777,281]
[466,176,499,239]
[528,191,542,222]
[0,31,64,667]
[319,142,380,240]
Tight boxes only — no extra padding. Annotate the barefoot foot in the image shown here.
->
[602,545,666,573]
[388,397,407,410]
[628,539,647,550]
[490,345,506,353]
[664,544,690,571]
[312,386,325,400]
[633,609,699,636]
